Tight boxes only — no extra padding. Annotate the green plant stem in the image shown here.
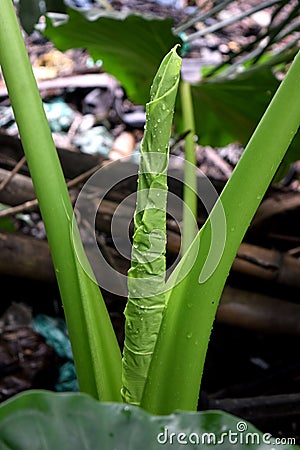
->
[180,80,198,255]
[0,0,122,402]
[141,50,300,414]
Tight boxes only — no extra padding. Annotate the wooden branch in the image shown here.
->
[250,189,300,229]
[0,165,100,218]
[0,231,54,282]
[0,132,104,179]
[0,227,299,335]
[0,73,119,98]
[233,242,300,289]
[0,168,35,206]
[0,155,26,191]
[208,393,300,429]
[217,285,300,335]
[2,165,300,291]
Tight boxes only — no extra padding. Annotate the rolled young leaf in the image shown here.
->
[121,46,182,405]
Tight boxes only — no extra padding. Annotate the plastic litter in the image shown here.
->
[43,97,76,132]
[33,314,79,392]
[55,361,79,392]
[72,125,114,155]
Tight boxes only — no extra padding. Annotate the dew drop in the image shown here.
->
[162,103,166,111]
[186,332,192,339]
[157,118,161,123]
[230,227,235,232]
[122,406,132,418]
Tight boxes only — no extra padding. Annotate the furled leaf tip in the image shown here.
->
[150,45,182,103]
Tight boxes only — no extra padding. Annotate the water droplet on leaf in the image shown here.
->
[122,406,132,418]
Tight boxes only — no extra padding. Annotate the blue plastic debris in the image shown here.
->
[43,97,75,132]
[55,361,79,392]
[72,125,114,155]
[33,314,79,392]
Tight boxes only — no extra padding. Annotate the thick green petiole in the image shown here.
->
[0,0,122,402]
[141,50,300,414]
[180,80,198,255]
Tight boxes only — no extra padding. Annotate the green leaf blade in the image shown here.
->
[1,390,298,450]
[44,9,182,104]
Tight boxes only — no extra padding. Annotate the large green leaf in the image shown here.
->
[43,7,300,168]
[0,390,298,449]
[189,67,280,147]
[44,8,181,104]
[18,0,66,34]
[184,65,300,171]
[175,66,300,172]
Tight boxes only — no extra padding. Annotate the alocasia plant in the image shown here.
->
[0,1,300,447]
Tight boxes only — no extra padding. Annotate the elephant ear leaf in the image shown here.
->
[121,45,182,406]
